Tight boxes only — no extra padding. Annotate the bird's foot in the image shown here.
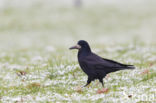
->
[86,84,91,88]
[83,84,90,88]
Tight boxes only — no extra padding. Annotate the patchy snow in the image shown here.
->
[0,0,155,102]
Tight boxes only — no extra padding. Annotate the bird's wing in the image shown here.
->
[82,53,134,72]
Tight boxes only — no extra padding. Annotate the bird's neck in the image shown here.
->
[78,48,91,57]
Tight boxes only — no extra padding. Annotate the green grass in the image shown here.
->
[0,0,156,102]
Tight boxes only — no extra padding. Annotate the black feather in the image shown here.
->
[70,40,135,87]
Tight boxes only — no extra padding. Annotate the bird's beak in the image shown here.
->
[69,44,81,50]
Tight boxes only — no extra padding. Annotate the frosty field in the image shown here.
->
[0,0,156,102]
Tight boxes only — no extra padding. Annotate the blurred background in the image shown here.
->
[0,1,155,102]
[0,0,155,50]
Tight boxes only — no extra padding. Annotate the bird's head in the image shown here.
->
[69,40,91,53]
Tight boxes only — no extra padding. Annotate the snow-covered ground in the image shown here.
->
[0,0,155,102]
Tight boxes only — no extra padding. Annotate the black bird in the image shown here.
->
[69,40,135,87]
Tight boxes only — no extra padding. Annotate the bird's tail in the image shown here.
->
[124,65,135,69]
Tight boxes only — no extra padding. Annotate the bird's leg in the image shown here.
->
[83,77,91,87]
[99,79,104,87]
